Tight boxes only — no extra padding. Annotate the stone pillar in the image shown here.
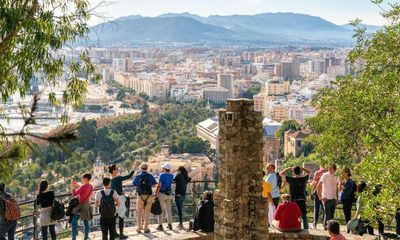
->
[214,99,268,240]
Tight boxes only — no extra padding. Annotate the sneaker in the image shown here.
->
[177,224,184,230]
[156,225,164,231]
[144,229,151,234]
[119,234,128,239]
[168,224,173,230]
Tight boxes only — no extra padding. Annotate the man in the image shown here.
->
[155,163,174,231]
[266,164,280,208]
[132,163,157,234]
[70,173,93,240]
[317,163,339,230]
[262,171,273,226]
[95,177,120,240]
[280,165,311,229]
[311,165,326,229]
[0,183,17,240]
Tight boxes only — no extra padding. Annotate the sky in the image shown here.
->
[90,0,399,26]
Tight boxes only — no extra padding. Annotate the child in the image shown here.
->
[328,220,346,240]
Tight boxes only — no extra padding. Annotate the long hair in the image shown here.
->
[38,180,48,195]
[178,166,189,183]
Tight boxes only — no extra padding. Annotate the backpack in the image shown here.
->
[51,200,65,221]
[276,172,283,189]
[0,194,21,221]
[100,190,116,219]
[139,174,152,196]
[351,180,357,202]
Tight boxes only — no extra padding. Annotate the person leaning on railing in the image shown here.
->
[0,183,17,240]
[36,180,56,240]
[174,166,191,230]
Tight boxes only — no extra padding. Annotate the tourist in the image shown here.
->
[109,161,139,239]
[95,177,120,240]
[354,182,373,235]
[193,191,214,232]
[280,165,311,229]
[132,163,157,233]
[174,166,190,229]
[317,163,339,230]
[266,164,281,208]
[156,163,174,231]
[396,208,400,235]
[262,171,274,226]
[311,165,326,229]
[339,168,355,228]
[36,180,56,240]
[0,183,18,240]
[328,220,346,240]
[70,173,93,240]
[273,194,302,232]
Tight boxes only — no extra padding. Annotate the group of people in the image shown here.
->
[262,163,400,239]
[0,162,191,240]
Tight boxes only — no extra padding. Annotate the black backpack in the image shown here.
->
[139,174,152,196]
[100,190,116,219]
[51,200,65,221]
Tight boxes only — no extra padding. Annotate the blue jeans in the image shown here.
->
[0,221,17,240]
[71,215,89,240]
[313,194,324,227]
[175,194,186,225]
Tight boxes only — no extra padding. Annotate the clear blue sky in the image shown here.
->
[90,0,399,26]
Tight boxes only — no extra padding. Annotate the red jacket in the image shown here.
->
[274,201,301,230]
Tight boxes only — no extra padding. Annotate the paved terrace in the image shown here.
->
[64,223,377,240]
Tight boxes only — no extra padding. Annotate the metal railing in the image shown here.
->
[13,180,218,240]
[13,180,397,239]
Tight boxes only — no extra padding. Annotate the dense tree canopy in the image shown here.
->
[306,2,400,224]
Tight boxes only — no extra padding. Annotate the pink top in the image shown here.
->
[331,234,346,240]
[73,184,93,203]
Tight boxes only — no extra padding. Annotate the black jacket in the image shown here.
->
[193,200,214,232]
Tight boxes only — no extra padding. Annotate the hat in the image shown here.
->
[161,163,171,170]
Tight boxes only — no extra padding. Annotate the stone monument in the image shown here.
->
[214,99,268,240]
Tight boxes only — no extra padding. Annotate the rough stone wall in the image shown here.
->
[214,99,268,240]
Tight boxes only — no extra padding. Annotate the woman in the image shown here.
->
[109,162,139,239]
[174,166,190,229]
[339,168,355,228]
[273,194,302,232]
[354,182,373,235]
[36,180,56,240]
[70,173,93,240]
[193,191,214,232]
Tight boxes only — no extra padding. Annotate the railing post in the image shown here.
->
[33,200,39,240]
[192,181,196,220]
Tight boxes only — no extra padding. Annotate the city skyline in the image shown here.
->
[90,0,399,26]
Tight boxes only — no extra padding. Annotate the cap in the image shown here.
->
[161,163,171,170]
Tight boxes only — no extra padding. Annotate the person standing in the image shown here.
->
[339,168,355,228]
[174,166,190,229]
[132,163,157,234]
[156,163,174,231]
[311,165,326,229]
[36,180,56,240]
[0,183,18,240]
[95,177,120,240]
[70,173,93,240]
[280,165,311,229]
[109,161,139,239]
[266,164,280,208]
[317,163,339,230]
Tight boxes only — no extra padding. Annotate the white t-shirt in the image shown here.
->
[95,189,120,204]
[319,172,339,200]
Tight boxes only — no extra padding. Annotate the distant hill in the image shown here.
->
[341,23,381,33]
[88,12,358,46]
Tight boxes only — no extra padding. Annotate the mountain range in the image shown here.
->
[88,12,381,46]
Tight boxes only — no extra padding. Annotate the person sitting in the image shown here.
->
[354,182,373,235]
[273,194,302,232]
[193,191,214,232]
[328,220,346,240]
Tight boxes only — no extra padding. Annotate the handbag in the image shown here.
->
[151,197,162,215]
